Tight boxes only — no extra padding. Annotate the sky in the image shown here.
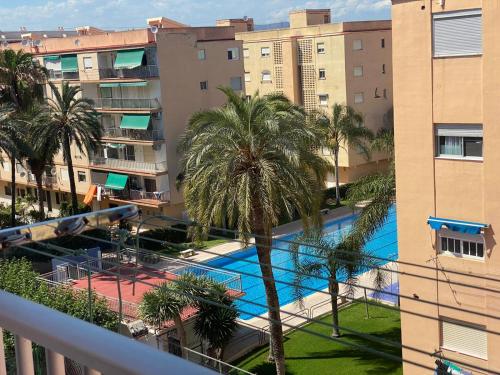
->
[0,0,391,31]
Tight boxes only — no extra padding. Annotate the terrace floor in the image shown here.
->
[234,302,403,375]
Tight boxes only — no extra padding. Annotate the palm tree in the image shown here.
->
[291,230,387,337]
[139,282,188,356]
[178,88,330,375]
[343,113,395,251]
[315,103,373,206]
[19,106,57,220]
[0,49,47,226]
[39,82,102,213]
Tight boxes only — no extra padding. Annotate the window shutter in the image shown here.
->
[441,320,488,359]
[436,124,483,137]
[433,9,482,57]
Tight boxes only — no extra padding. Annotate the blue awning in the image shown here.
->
[427,216,488,235]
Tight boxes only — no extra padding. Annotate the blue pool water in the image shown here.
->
[206,207,398,320]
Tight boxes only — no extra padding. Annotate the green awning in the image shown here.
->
[43,55,60,62]
[119,82,148,87]
[61,55,78,72]
[120,115,150,130]
[99,83,121,88]
[99,82,147,88]
[113,49,145,69]
[105,173,128,190]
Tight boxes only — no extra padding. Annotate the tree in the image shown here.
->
[178,88,330,375]
[291,230,386,337]
[139,282,188,355]
[39,82,102,213]
[342,111,395,252]
[18,105,57,219]
[315,103,373,206]
[0,50,47,226]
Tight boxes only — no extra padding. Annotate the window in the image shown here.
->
[324,15,330,23]
[198,49,206,60]
[60,168,69,182]
[261,71,271,82]
[230,77,242,91]
[227,47,239,60]
[433,9,482,57]
[244,72,251,82]
[435,125,483,159]
[353,66,363,77]
[381,38,385,48]
[317,42,325,54]
[200,81,208,90]
[354,93,364,104]
[353,39,363,51]
[260,47,270,57]
[441,319,487,359]
[83,57,93,70]
[55,192,60,205]
[374,88,381,98]
[318,94,329,106]
[318,69,326,80]
[4,184,12,196]
[382,64,386,74]
[243,48,250,58]
[144,178,157,192]
[77,171,86,183]
[440,232,484,259]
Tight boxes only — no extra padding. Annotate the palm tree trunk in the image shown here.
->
[35,173,45,220]
[252,202,286,375]
[334,148,340,206]
[10,155,16,227]
[63,136,78,214]
[173,314,187,357]
[329,278,340,337]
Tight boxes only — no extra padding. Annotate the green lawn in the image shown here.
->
[234,303,402,375]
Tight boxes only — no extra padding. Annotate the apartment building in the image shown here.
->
[393,1,500,374]
[233,9,393,184]
[0,17,245,219]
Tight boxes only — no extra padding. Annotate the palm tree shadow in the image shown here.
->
[247,362,296,375]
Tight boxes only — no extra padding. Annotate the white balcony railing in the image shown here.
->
[103,127,164,141]
[90,158,167,173]
[0,290,216,375]
[92,98,161,110]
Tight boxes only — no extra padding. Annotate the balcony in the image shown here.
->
[27,174,58,187]
[99,65,159,80]
[90,157,167,174]
[106,188,171,204]
[103,127,164,142]
[48,70,80,80]
[0,290,214,375]
[92,98,161,111]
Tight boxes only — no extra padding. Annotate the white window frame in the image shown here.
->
[353,39,363,51]
[261,71,271,82]
[244,72,251,82]
[198,49,206,60]
[438,229,485,260]
[83,57,93,70]
[435,124,483,160]
[243,48,250,59]
[77,171,86,183]
[318,94,329,106]
[354,93,364,104]
[317,42,325,54]
[353,66,363,77]
[260,47,270,57]
[227,48,240,61]
[318,68,326,80]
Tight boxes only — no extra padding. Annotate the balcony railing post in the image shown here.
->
[14,335,35,375]
[0,328,7,375]
[45,349,65,375]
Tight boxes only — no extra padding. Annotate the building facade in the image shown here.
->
[234,9,393,184]
[0,18,245,219]
[393,0,500,373]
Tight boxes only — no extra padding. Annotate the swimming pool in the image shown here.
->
[206,207,398,320]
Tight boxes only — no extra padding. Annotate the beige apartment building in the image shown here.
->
[0,18,245,219]
[233,9,393,184]
[393,0,500,374]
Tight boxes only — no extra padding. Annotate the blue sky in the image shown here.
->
[0,0,391,31]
